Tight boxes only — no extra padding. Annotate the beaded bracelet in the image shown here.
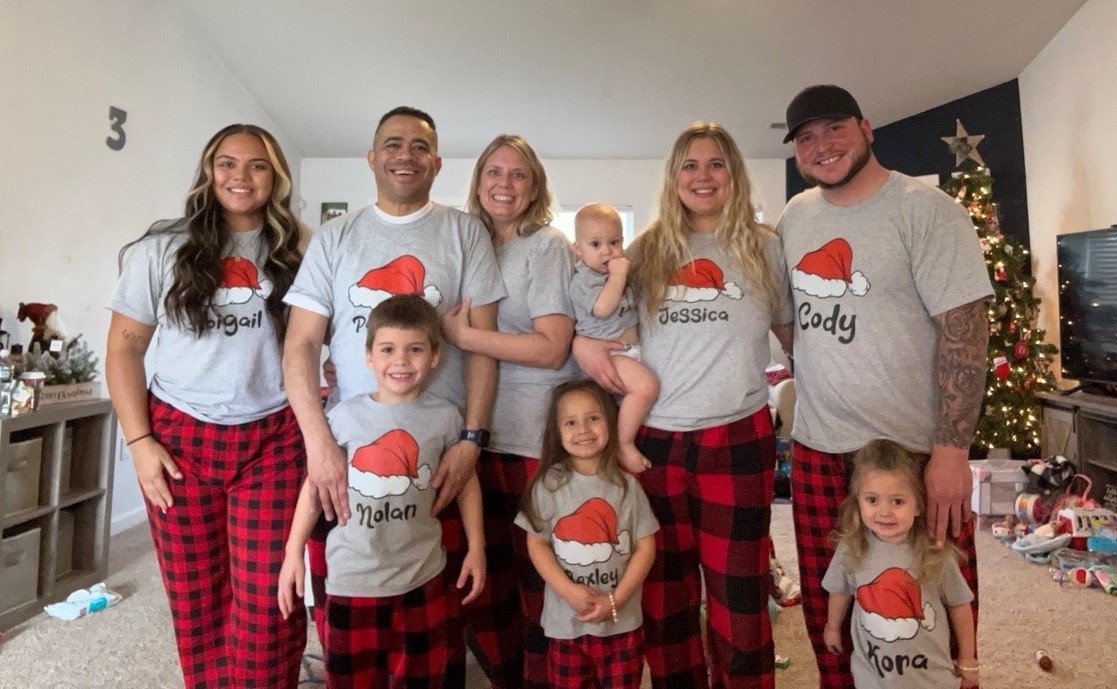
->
[607,593,618,622]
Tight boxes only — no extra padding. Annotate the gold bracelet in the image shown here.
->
[607,593,618,622]
[957,664,979,672]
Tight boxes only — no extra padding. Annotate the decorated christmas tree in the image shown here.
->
[939,156,1057,453]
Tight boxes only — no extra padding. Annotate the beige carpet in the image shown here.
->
[1,504,1114,688]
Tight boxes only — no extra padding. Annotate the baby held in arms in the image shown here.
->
[569,203,659,474]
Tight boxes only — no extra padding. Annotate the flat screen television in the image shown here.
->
[1056,226,1117,389]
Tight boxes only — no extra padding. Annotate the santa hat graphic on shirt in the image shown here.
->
[552,498,631,567]
[348,255,443,309]
[662,258,743,303]
[348,428,432,499]
[855,567,936,642]
[213,256,273,306]
[792,238,870,299]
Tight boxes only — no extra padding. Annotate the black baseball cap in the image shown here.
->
[783,85,863,143]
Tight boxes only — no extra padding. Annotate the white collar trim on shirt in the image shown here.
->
[373,201,434,225]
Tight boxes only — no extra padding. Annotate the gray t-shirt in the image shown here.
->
[822,535,973,689]
[284,203,505,408]
[109,223,287,424]
[570,261,638,341]
[777,172,993,454]
[515,468,658,640]
[490,227,579,457]
[637,232,793,431]
[325,391,462,597]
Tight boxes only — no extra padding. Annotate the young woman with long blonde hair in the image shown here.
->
[575,122,792,688]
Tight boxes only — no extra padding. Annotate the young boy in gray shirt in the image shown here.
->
[278,295,485,688]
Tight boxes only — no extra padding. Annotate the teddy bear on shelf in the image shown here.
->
[17,302,67,357]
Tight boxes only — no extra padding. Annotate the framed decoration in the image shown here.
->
[320,202,348,225]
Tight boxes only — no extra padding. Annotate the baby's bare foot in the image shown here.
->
[620,444,651,474]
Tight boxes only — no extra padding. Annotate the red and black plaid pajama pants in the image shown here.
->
[636,407,776,689]
[324,575,448,688]
[310,499,471,687]
[549,629,644,689]
[790,441,980,689]
[146,396,307,689]
[447,450,547,689]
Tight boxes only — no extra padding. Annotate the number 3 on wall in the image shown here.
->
[106,106,127,151]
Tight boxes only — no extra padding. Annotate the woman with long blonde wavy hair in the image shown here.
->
[106,124,308,688]
[574,122,793,688]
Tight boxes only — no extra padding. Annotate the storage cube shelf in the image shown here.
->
[0,399,115,631]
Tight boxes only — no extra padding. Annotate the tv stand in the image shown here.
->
[1039,391,1117,511]
[1060,383,1117,397]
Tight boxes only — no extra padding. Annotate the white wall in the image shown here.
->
[0,2,301,533]
[299,156,788,234]
[1020,0,1117,379]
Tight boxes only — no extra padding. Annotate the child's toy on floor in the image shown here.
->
[769,548,801,607]
[991,514,1018,542]
[1011,522,1071,564]
[1035,650,1053,672]
[1056,506,1116,549]
[775,655,791,670]
[44,582,122,621]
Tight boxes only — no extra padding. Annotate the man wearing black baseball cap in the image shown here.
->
[782,84,863,143]
[776,85,991,687]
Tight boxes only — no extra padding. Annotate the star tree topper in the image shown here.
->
[941,119,986,167]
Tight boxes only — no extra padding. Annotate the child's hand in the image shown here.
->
[823,624,843,654]
[562,584,599,617]
[457,547,486,605]
[606,257,629,278]
[574,591,613,623]
[277,552,305,620]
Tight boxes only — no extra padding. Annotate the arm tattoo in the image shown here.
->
[122,329,141,341]
[932,298,989,448]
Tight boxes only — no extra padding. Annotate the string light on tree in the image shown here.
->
[939,155,1057,453]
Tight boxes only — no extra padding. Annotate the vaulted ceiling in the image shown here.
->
[173,0,1085,159]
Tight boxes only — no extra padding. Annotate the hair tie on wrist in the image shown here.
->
[127,432,154,446]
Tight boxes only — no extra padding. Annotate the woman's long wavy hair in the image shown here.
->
[629,122,781,316]
[831,439,960,586]
[466,134,553,239]
[519,380,628,532]
[119,124,304,343]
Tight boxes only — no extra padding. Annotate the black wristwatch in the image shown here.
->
[459,428,491,448]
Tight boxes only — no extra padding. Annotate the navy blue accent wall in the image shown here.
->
[785,80,1029,247]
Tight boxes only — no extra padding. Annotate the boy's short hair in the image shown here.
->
[364,295,443,351]
[573,203,622,239]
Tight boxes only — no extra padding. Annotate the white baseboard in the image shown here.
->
[111,507,148,534]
